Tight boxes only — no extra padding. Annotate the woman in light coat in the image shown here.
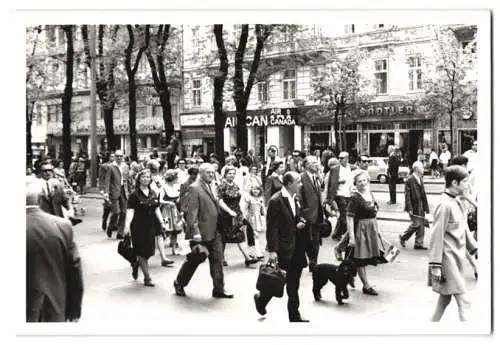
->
[428,165,477,322]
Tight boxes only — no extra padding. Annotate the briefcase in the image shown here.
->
[117,235,137,265]
[256,263,286,298]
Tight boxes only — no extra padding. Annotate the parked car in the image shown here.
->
[365,157,409,184]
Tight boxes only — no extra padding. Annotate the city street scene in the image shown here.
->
[24,19,490,334]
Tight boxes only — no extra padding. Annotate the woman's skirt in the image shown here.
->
[353,218,386,267]
[160,204,183,235]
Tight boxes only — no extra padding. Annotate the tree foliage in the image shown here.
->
[311,47,374,153]
[418,25,477,151]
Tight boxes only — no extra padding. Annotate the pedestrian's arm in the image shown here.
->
[154,206,166,228]
[465,227,478,256]
[218,198,236,217]
[103,167,112,200]
[266,199,279,253]
[428,203,450,268]
[186,187,201,238]
[64,224,83,322]
[404,180,412,213]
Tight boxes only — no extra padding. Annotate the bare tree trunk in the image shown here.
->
[128,78,138,160]
[125,25,150,161]
[62,25,74,173]
[145,25,175,142]
[213,24,228,164]
[102,106,116,151]
[26,102,33,168]
[233,25,249,152]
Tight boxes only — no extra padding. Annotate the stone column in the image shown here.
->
[294,125,302,151]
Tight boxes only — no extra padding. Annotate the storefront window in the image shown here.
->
[370,132,395,157]
[459,130,477,154]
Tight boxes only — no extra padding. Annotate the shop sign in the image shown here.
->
[180,113,215,127]
[357,103,415,117]
[225,108,297,128]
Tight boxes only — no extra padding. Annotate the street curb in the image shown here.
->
[80,195,433,224]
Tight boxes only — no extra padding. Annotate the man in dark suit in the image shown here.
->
[103,150,130,239]
[254,171,310,322]
[399,161,429,250]
[299,156,324,272]
[387,145,401,205]
[261,145,278,190]
[173,163,233,299]
[38,162,72,218]
[99,152,114,232]
[26,177,83,322]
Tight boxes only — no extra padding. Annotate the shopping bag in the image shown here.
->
[378,234,400,263]
[117,235,136,265]
[256,263,286,298]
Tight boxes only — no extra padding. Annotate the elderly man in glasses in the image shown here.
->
[38,162,74,219]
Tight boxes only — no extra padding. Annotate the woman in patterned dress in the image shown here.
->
[428,166,477,322]
[217,167,259,268]
[159,170,185,256]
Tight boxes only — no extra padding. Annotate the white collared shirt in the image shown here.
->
[338,165,352,198]
[281,187,296,217]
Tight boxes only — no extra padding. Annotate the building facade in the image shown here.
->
[180,24,477,164]
[29,25,182,161]
[33,89,181,160]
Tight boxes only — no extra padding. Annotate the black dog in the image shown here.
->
[312,260,357,305]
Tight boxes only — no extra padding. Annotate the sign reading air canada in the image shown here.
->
[224,108,297,128]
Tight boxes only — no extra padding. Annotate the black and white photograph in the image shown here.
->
[11,2,494,339]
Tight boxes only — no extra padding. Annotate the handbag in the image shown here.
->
[256,262,286,298]
[221,217,246,244]
[317,218,332,238]
[377,234,401,263]
[117,234,136,265]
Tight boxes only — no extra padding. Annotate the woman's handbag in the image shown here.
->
[377,234,401,263]
[117,234,136,265]
[256,262,286,298]
[317,218,332,238]
[220,216,246,243]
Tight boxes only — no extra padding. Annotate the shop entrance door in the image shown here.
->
[310,132,329,154]
[408,130,423,166]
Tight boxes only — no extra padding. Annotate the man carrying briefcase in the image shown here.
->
[254,171,310,322]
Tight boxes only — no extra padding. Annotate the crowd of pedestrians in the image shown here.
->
[26,138,479,323]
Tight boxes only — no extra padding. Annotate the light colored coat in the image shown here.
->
[428,193,477,295]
